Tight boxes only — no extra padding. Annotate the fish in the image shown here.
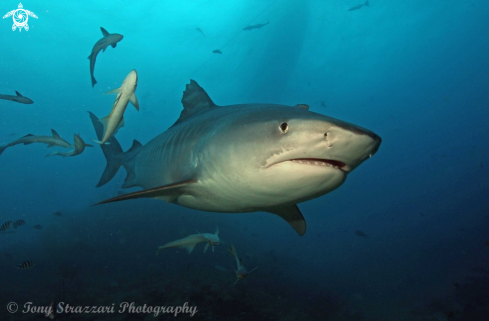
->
[0,129,72,156]
[46,134,93,157]
[91,80,381,236]
[33,225,43,230]
[355,230,367,238]
[348,0,369,11]
[0,91,33,104]
[88,27,124,87]
[156,227,220,254]
[17,260,35,270]
[212,49,222,54]
[91,70,139,145]
[196,27,205,37]
[0,221,13,233]
[243,21,269,31]
[228,245,258,285]
[13,219,26,229]
[53,211,62,216]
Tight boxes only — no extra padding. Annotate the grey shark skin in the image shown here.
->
[0,129,72,156]
[88,27,123,87]
[91,80,381,236]
[46,134,93,157]
[243,21,269,31]
[0,91,33,104]
[348,0,369,11]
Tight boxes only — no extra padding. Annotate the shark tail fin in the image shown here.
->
[365,0,369,6]
[0,145,8,156]
[91,76,97,87]
[88,111,124,187]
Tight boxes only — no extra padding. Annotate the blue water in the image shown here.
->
[1,0,488,320]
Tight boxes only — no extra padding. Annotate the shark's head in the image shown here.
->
[206,104,382,209]
[205,234,220,245]
[122,69,138,91]
[114,33,124,43]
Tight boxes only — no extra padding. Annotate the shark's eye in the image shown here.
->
[279,122,288,134]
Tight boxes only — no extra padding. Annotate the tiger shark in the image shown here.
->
[90,80,381,236]
[88,27,123,87]
[0,91,33,104]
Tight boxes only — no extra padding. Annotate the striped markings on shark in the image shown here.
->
[88,27,123,87]
[90,80,381,236]
[156,227,220,254]
[91,70,139,145]
[0,91,33,104]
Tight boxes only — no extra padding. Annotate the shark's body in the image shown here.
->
[92,70,139,145]
[91,80,381,235]
[348,0,369,11]
[88,27,123,87]
[0,129,72,156]
[156,227,219,254]
[47,134,93,157]
[0,91,33,104]
[243,22,269,31]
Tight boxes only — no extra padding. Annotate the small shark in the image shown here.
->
[88,27,124,87]
[0,129,72,156]
[196,27,205,37]
[243,21,269,31]
[0,91,33,104]
[46,134,93,157]
[156,227,220,254]
[212,49,222,54]
[90,80,381,236]
[228,245,258,285]
[348,0,369,11]
[92,70,139,145]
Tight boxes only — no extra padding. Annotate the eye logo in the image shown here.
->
[3,3,38,32]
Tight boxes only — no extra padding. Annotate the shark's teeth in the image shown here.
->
[291,159,347,171]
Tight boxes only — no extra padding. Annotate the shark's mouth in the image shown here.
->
[290,158,347,171]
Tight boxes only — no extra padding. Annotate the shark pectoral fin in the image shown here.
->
[266,205,306,236]
[93,179,198,205]
[104,88,120,95]
[129,93,139,111]
[204,243,210,253]
[100,27,110,37]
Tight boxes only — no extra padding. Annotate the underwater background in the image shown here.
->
[1,0,488,320]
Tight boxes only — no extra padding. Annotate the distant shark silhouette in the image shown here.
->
[46,134,93,157]
[0,129,72,156]
[90,80,381,236]
[88,27,123,87]
[348,0,369,11]
[0,91,33,104]
[243,21,269,31]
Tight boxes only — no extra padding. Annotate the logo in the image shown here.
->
[3,3,37,32]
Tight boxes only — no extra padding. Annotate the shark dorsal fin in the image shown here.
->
[127,139,143,153]
[295,104,309,111]
[171,80,217,128]
[15,91,23,97]
[100,27,110,37]
[51,129,61,139]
